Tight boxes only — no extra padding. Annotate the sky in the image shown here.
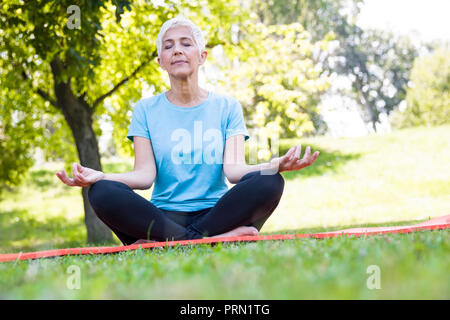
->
[357,0,450,43]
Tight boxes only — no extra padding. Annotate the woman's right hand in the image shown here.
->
[55,163,105,187]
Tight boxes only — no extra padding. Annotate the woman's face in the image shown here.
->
[157,26,207,79]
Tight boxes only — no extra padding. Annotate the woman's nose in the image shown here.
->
[173,42,184,54]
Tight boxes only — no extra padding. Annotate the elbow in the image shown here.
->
[141,181,154,190]
[223,165,239,184]
[226,176,238,185]
[143,175,156,190]
[135,170,156,190]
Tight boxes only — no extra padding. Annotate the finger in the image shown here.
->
[73,171,87,186]
[77,163,86,183]
[72,163,78,178]
[283,146,296,162]
[296,148,317,168]
[65,170,87,187]
[72,163,82,184]
[76,172,90,186]
[304,146,311,159]
[293,144,302,160]
[287,146,296,157]
[285,146,295,161]
[73,163,88,185]
[57,170,76,186]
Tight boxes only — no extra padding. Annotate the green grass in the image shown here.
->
[0,125,449,299]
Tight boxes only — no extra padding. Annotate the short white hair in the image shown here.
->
[156,15,206,58]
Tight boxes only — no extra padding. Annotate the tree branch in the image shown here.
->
[21,71,58,108]
[92,53,156,109]
[36,88,58,108]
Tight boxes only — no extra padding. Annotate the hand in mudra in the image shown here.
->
[271,145,320,173]
[56,163,105,187]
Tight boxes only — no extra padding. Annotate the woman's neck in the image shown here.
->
[166,82,208,107]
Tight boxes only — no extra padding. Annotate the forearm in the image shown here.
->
[102,170,155,190]
[225,161,280,184]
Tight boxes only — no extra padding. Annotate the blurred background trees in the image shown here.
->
[391,46,450,128]
[0,0,246,242]
[1,0,448,243]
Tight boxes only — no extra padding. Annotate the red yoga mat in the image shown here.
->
[1,214,448,263]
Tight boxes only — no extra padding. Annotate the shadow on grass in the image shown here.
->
[26,169,55,191]
[247,143,362,180]
[0,208,119,254]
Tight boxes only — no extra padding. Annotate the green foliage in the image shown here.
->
[245,0,360,136]
[105,0,247,156]
[0,68,46,189]
[249,0,420,130]
[0,0,246,183]
[0,0,132,185]
[249,0,363,41]
[391,47,450,129]
[0,95,40,189]
[215,21,331,161]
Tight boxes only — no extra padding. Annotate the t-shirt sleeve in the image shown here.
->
[127,101,151,142]
[225,99,250,141]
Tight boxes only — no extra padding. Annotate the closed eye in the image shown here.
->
[164,44,191,49]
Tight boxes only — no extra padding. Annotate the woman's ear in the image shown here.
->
[198,50,208,66]
[157,57,166,70]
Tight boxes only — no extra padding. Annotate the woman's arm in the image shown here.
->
[102,136,157,189]
[56,136,157,190]
[223,135,280,183]
[223,135,319,183]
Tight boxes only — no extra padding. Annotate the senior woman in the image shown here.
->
[56,16,319,245]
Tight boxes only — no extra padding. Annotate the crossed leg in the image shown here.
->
[88,171,284,245]
[185,171,285,237]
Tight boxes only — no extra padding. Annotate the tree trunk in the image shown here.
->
[63,95,113,244]
[51,59,113,244]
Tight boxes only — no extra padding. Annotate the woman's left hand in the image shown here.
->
[271,144,320,173]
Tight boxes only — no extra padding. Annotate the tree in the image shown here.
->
[391,46,450,128]
[248,0,420,132]
[332,27,418,130]
[215,21,330,160]
[0,0,245,243]
[249,0,362,41]
[0,82,42,192]
[247,0,359,134]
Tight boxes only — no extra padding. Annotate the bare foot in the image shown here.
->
[205,226,259,239]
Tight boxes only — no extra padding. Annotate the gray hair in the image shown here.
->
[156,15,206,58]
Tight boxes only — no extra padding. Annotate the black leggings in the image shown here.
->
[88,171,285,245]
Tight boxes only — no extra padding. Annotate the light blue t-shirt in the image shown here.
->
[127,91,250,211]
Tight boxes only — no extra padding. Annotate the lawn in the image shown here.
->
[0,125,449,299]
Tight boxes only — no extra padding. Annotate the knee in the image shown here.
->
[256,171,285,199]
[88,180,121,210]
